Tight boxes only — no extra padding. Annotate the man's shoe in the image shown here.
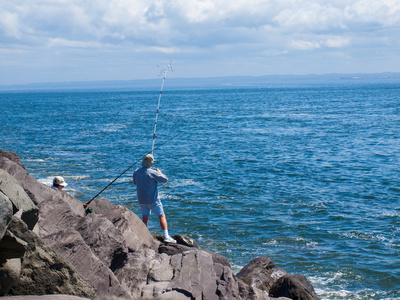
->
[164,236,177,243]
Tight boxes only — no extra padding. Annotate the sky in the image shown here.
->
[1,0,400,85]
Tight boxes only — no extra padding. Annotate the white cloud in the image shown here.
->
[325,37,351,48]
[345,0,400,27]
[0,0,400,84]
[47,38,103,48]
[291,39,321,50]
[0,11,22,38]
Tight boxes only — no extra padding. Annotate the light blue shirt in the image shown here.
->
[133,166,168,204]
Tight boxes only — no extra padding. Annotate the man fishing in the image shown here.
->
[133,154,176,243]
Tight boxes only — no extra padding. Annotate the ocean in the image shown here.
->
[1,77,399,299]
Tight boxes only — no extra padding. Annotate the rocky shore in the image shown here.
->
[0,149,320,300]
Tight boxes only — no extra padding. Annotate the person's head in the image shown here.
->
[53,176,68,190]
[142,154,155,167]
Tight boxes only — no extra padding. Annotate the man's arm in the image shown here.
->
[151,168,168,183]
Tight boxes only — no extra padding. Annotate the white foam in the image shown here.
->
[381,210,399,217]
[38,177,54,186]
[24,158,46,162]
[68,175,91,181]
[169,179,199,188]
[100,123,127,132]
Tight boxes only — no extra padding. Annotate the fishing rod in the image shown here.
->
[86,133,179,206]
[152,60,172,154]
[86,61,174,209]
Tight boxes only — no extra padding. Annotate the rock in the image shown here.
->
[153,233,198,248]
[6,216,96,299]
[0,156,54,205]
[0,258,22,296]
[142,249,270,300]
[159,242,194,256]
[0,230,27,264]
[41,227,131,299]
[114,249,159,298]
[88,197,158,252]
[37,196,132,299]
[269,274,320,300]
[0,170,39,230]
[75,214,128,271]
[0,192,26,296]
[0,190,13,239]
[236,256,287,292]
[237,278,277,300]
[0,150,25,169]
[173,234,199,248]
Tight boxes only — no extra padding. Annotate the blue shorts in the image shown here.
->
[140,200,165,217]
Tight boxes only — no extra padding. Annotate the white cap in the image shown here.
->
[53,176,68,187]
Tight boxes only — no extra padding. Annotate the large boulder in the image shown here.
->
[0,156,54,205]
[0,150,25,169]
[41,227,131,299]
[0,169,39,230]
[236,256,319,300]
[0,190,13,240]
[6,216,96,298]
[236,256,287,292]
[142,249,271,300]
[0,258,23,296]
[0,192,26,295]
[37,195,133,298]
[114,249,160,299]
[88,197,158,252]
[269,274,320,300]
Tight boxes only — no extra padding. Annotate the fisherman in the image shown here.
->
[52,176,68,190]
[133,154,176,243]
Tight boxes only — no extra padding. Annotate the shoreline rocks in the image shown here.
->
[0,149,320,300]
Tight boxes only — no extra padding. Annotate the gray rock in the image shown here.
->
[269,274,320,300]
[88,197,158,252]
[6,216,96,299]
[0,190,13,239]
[0,230,27,264]
[0,150,25,169]
[114,249,159,299]
[158,242,194,256]
[0,258,22,296]
[0,156,54,205]
[143,249,270,300]
[37,196,132,299]
[153,233,198,248]
[236,256,287,292]
[75,213,128,271]
[0,170,39,230]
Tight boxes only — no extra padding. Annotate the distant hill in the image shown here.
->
[1,72,399,91]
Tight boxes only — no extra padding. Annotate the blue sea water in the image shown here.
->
[1,78,399,299]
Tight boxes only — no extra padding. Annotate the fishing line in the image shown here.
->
[152,60,173,154]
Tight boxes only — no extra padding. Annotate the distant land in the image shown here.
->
[1,72,399,91]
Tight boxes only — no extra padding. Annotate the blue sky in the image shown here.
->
[1,0,400,85]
